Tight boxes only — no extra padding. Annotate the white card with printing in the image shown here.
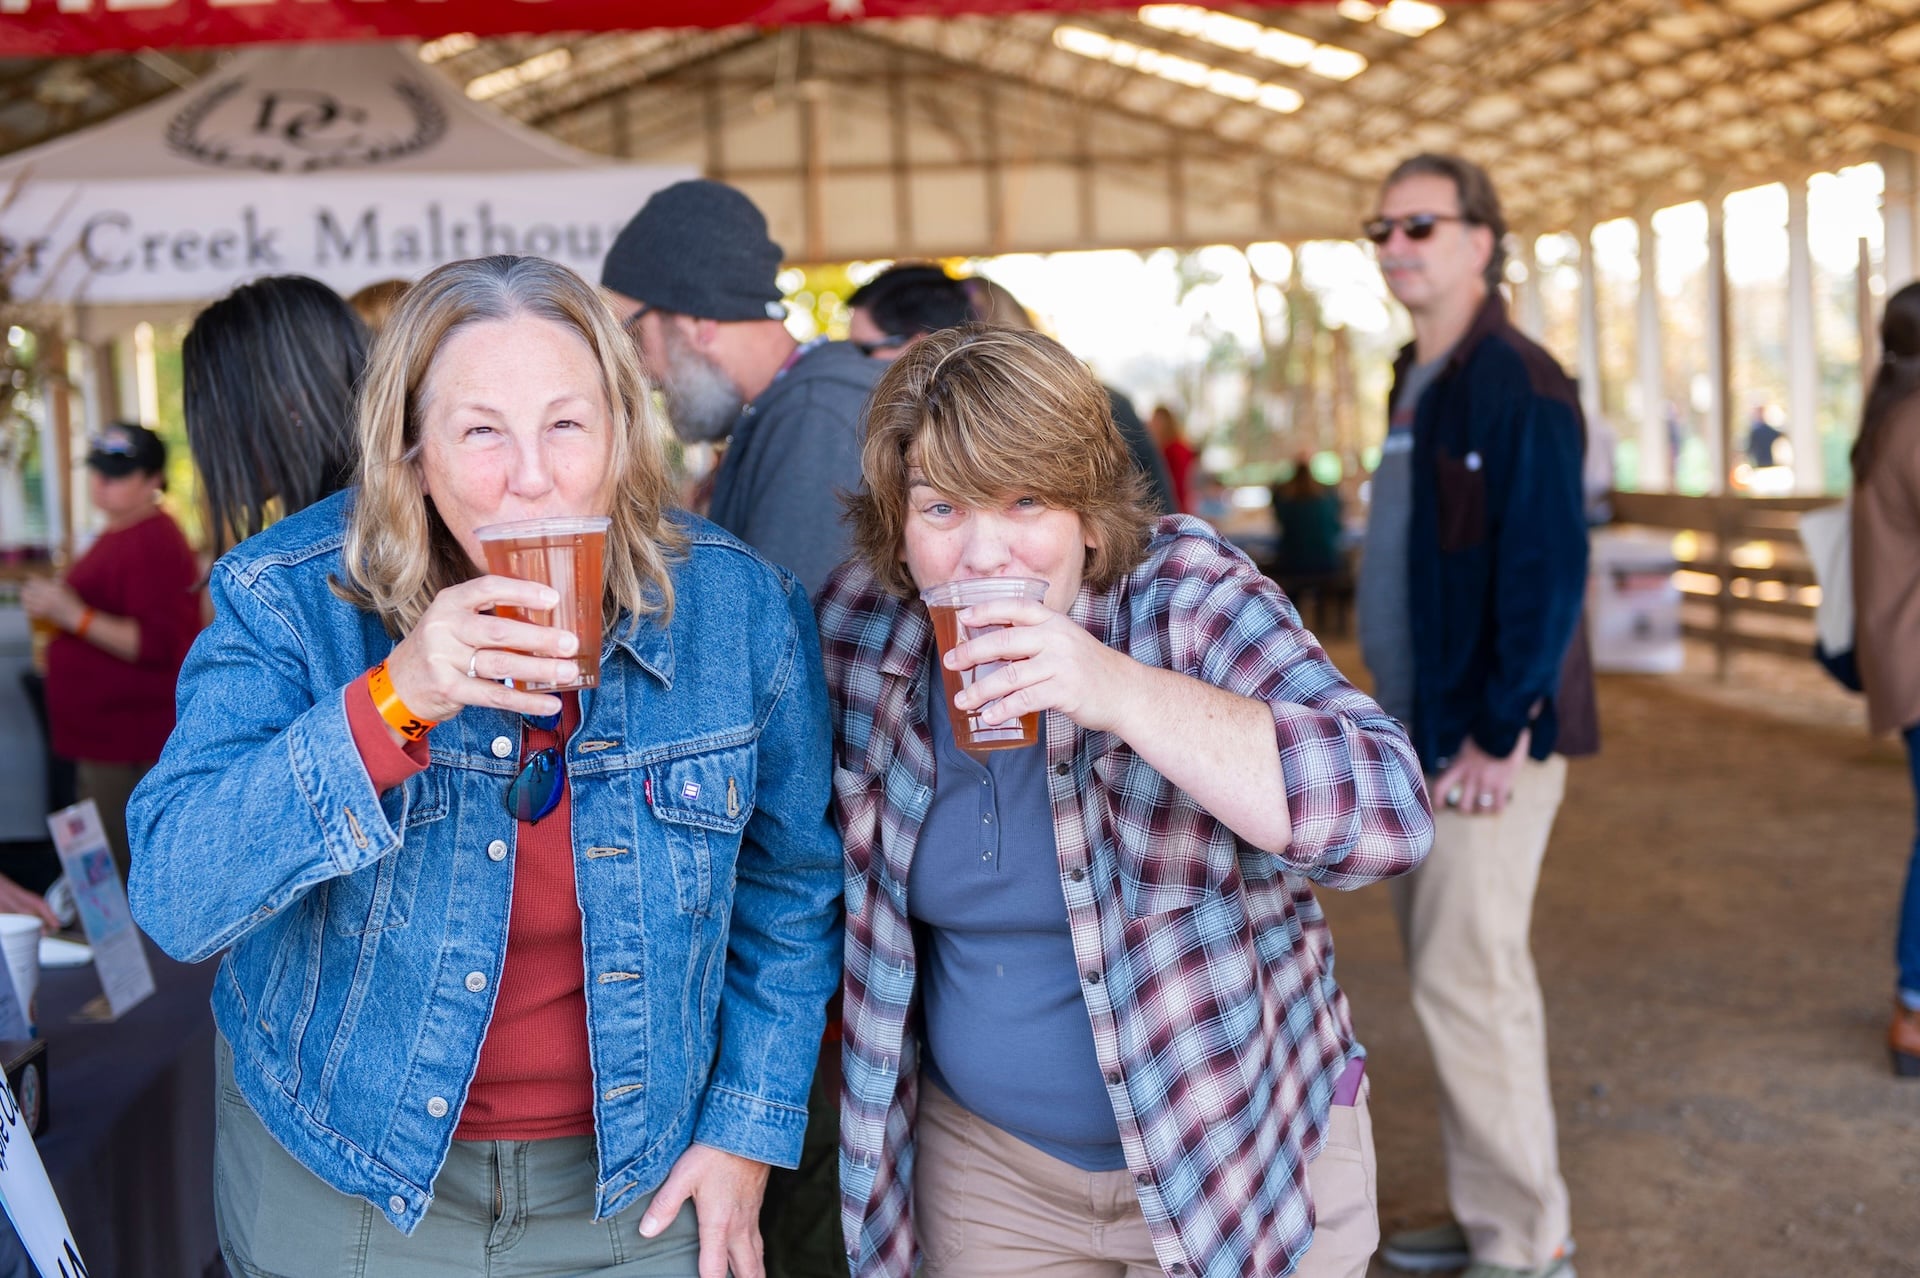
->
[46,800,154,1018]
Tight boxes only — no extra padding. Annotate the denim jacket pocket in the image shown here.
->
[646,741,757,917]
[332,769,448,936]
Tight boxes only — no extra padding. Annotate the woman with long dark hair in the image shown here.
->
[1851,279,1920,1077]
[182,274,368,549]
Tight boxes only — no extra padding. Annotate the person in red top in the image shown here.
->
[1148,404,1198,513]
[23,422,201,876]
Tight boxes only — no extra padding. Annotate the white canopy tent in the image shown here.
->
[0,40,690,331]
[0,39,689,551]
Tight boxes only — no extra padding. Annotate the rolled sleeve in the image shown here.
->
[1185,561,1433,889]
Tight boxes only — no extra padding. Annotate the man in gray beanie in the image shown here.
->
[603,178,880,598]
[606,178,861,1278]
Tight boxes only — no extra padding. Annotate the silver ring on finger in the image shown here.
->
[466,650,481,680]
[1476,793,1495,809]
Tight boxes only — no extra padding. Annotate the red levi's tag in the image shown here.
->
[644,778,652,806]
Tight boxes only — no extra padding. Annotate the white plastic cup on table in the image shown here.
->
[0,913,42,1034]
[920,577,1049,754]
[473,515,611,691]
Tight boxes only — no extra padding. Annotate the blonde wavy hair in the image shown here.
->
[336,255,684,635]
[848,324,1152,598]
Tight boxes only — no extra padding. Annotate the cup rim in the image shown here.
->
[918,576,1050,607]
[0,913,43,936]
[474,515,612,541]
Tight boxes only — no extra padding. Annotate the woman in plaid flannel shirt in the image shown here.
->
[818,326,1434,1278]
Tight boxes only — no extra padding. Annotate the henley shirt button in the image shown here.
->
[1084,970,1102,986]
[426,1096,449,1118]
[486,839,508,861]
[389,1196,407,1214]
[465,971,488,993]
[491,736,514,759]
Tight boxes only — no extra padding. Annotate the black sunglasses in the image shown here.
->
[622,303,654,335]
[505,710,565,824]
[1362,213,1472,245]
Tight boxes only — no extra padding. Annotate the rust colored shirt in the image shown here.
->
[345,673,595,1141]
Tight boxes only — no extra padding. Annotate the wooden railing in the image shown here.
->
[1606,491,1837,680]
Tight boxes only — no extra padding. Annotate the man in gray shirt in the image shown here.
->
[603,179,873,1278]
[602,179,879,598]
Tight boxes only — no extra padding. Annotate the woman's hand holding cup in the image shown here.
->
[384,575,582,723]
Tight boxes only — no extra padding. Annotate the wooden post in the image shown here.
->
[1635,207,1669,491]
[47,329,72,564]
[1713,497,1733,682]
[1860,235,1878,409]
[1706,188,1733,494]
[1575,216,1603,432]
[1785,175,1821,493]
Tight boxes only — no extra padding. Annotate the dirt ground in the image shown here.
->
[1314,642,1920,1278]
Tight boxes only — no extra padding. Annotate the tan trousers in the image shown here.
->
[912,1081,1378,1278]
[1389,755,1571,1270]
[77,759,154,882]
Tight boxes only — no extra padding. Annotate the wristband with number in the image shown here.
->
[368,660,437,741]
[73,607,95,639]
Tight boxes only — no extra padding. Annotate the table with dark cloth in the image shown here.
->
[0,936,219,1278]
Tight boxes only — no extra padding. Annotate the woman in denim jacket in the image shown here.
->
[128,256,843,1278]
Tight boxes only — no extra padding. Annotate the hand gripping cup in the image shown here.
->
[474,516,610,691]
[921,577,1049,753]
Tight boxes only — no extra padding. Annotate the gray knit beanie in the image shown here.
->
[601,179,788,322]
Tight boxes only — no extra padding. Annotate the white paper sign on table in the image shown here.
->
[0,1070,86,1278]
[45,802,153,1019]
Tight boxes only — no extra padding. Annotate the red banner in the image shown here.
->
[0,0,1155,57]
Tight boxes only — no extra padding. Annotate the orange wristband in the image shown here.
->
[368,660,436,741]
[73,607,95,639]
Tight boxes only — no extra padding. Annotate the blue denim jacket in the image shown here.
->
[127,492,843,1235]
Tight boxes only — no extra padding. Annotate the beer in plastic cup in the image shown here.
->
[474,516,610,691]
[920,576,1049,753]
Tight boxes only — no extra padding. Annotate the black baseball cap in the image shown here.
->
[85,422,167,478]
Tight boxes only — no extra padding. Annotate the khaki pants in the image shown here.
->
[912,1081,1378,1278]
[77,759,154,882]
[1389,755,1571,1270]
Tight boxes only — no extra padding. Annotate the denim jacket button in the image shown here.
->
[464,971,488,993]
[426,1096,449,1118]
[487,839,508,862]
[388,1196,406,1214]
[491,736,514,759]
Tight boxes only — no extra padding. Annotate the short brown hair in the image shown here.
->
[1383,152,1508,290]
[847,325,1152,598]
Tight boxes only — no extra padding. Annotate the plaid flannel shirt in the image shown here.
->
[821,516,1433,1278]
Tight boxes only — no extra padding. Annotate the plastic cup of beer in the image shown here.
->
[474,516,610,691]
[0,913,41,1033]
[920,576,1050,753]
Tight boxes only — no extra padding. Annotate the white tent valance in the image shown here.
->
[0,42,690,321]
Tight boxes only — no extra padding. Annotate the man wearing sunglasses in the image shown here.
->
[1359,154,1597,1278]
[602,179,880,599]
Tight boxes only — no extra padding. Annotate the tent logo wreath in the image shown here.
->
[164,76,448,174]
